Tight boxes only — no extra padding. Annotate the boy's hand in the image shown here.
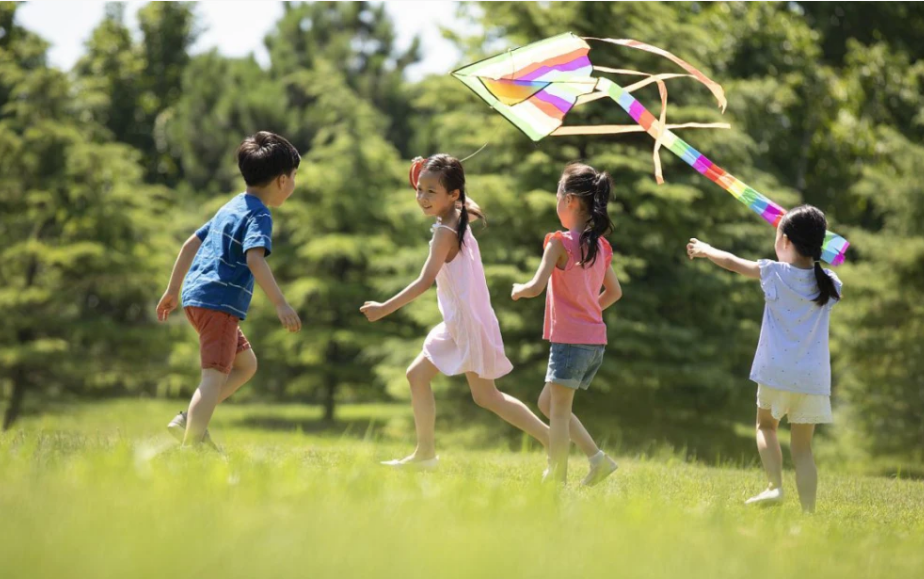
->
[511,283,531,301]
[687,238,713,260]
[360,301,388,322]
[156,291,179,322]
[276,303,302,332]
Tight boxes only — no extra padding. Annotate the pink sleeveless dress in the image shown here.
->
[423,222,513,380]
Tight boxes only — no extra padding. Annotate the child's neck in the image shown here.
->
[569,214,590,232]
[437,207,460,227]
[784,254,815,270]
[245,186,273,206]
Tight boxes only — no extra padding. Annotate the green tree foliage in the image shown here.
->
[2,1,922,464]
[74,1,199,185]
[267,1,420,154]
[0,2,170,429]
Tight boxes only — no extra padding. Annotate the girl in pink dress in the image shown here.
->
[512,163,623,485]
[361,154,549,469]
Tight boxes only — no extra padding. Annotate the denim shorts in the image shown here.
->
[545,343,606,390]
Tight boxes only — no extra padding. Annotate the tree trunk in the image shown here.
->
[4,327,34,431]
[323,339,338,422]
[2,380,25,431]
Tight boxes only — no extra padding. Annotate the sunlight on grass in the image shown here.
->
[2,401,922,579]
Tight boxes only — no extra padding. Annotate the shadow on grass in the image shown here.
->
[233,414,389,440]
[231,402,761,467]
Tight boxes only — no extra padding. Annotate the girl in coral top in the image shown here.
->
[512,163,623,485]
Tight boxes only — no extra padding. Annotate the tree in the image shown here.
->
[0,3,169,429]
[266,1,420,155]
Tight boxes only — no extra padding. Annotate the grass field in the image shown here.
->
[2,400,923,579]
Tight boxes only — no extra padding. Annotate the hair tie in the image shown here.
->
[409,157,426,190]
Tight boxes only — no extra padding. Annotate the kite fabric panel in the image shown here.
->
[452,33,849,265]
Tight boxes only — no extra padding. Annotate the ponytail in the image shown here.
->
[456,195,484,248]
[560,163,615,267]
[812,261,840,306]
[780,205,841,306]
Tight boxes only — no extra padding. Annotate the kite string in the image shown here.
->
[459,143,489,163]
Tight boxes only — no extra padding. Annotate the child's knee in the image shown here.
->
[790,437,814,459]
[538,391,551,417]
[471,388,498,409]
[756,410,778,433]
[548,388,574,420]
[406,365,423,386]
[198,369,227,395]
[237,349,258,376]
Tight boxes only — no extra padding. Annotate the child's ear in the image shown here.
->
[449,188,460,202]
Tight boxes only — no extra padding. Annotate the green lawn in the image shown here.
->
[2,400,923,579]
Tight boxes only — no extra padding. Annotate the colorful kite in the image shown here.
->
[452,33,849,265]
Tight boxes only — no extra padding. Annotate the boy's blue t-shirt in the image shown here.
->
[181,193,273,320]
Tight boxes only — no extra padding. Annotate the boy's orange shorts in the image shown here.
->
[184,306,251,374]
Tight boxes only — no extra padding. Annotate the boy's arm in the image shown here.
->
[599,267,623,310]
[687,238,760,279]
[247,248,301,332]
[156,234,202,322]
[360,228,455,322]
[511,237,566,300]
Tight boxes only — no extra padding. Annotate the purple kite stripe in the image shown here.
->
[628,100,644,121]
[761,204,784,222]
[692,155,712,175]
[519,57,592,81]
[507,79,551,87]
[533,90,572,114]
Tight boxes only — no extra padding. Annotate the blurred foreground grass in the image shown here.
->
[1,400,922,579]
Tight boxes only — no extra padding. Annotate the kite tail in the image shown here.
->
[584,37,727,112]
[595,78,849,266]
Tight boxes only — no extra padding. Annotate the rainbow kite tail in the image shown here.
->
[595,78,849,266]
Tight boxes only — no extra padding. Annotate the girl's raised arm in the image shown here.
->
[687,238,760,279]
[361,228,456,322]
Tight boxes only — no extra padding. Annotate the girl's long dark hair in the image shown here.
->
[559,163,614,267]
[422,154,484,248]
[779,205,840,306]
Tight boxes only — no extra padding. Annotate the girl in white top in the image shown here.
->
[687,205,842,513]
[361,154,549,469]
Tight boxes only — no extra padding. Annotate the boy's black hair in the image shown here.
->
[237,131,301,186]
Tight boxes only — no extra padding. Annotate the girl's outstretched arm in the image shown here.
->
[511,237,567,300]
[687,238,760,279]
[599,267,623,310]
[360,228,455,322]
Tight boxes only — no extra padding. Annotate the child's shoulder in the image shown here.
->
[240,193,272,215]
[756,258,783,275]
[543,230,567,248]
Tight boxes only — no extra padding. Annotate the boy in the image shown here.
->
[156,131,302,446]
